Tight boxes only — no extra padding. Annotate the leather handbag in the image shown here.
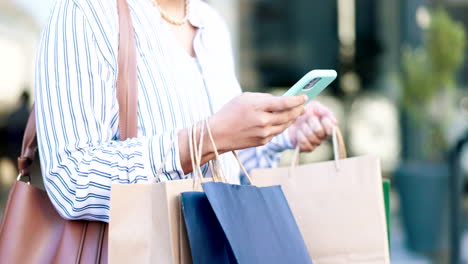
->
[0,0,138,262]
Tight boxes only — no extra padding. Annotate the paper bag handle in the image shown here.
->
[204,119,254,185]
[190,119,231,185]
[332,126,347,159]
[291,126,347,169]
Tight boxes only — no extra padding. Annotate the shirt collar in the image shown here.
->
[188,0,206,29]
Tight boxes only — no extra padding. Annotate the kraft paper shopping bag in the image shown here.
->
[251,127,390,264]
[109,179,198,264]
[109,121,212,264]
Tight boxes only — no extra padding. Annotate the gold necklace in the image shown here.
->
[151,0,190,26]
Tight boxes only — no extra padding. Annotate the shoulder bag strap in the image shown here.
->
[17,0,138,179]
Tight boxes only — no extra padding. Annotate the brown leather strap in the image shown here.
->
[116,0,138,140]
[18,0,138,179]
[17,105,37,178]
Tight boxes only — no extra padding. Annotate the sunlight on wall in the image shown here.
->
[0,1,49,112]
[0,37,28,111]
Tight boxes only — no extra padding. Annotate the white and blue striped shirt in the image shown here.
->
[35,0,293,222]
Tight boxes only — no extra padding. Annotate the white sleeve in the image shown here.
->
[35,0,184,222]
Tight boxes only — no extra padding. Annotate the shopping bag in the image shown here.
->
[109,178,197,264]
[180,192,236,264]
[251,127,390,263]
[109,121,212,264]
[201,181,313,264]
[180,121,312,264]
[179,121,238,264]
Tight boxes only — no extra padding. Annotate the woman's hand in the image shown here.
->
[288,101,337,152]
[178,92,306,173]
[209,93,307,152]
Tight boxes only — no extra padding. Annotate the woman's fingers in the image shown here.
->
[321,117,335,136]
[296,130,316,152]
[209,92,338,152]
[263,95,307,112]
[283,100,338,152]
[307,116,326,140]
[270,106,305,126]
[268,120,295,138]
[308,101,338,124]
[300,122,321,145]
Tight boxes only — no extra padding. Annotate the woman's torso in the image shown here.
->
[72,0,242,182]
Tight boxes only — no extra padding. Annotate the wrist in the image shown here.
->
[207,117,227,153]
[201,122,215,156]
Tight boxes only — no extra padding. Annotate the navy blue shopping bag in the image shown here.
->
[202,182,313,264]
[180,192,236,264]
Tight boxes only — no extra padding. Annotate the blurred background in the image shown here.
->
[0,0,467,263]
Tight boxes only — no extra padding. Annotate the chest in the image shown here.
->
[124,3,240,134]
[115,1,241,135]
[166,23,197,57]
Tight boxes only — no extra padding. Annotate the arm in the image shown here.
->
[36,0,186,222]
[37,0,306,222]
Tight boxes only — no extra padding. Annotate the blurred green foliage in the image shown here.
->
[402,8,465,108]
[427,9,466,89]
[401,8,466,160]
[402,48,434,107]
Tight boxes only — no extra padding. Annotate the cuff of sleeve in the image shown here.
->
[146,131,185,182]
[266,128,295,152]
[281,128,295,149]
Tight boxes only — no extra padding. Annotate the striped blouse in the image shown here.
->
[35,0,293,222]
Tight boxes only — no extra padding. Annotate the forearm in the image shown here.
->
[177,121,229,173]
[179,119,293,175]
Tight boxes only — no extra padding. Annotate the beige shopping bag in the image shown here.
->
[109,179,205,264]
[251,127,390,264]
[109,121,222,264]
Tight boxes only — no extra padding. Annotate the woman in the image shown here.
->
[35,0,337,222]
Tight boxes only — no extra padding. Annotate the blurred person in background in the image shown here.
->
[35,0,337,222]
[4,90,30,165]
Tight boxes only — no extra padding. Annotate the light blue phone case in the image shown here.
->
[283,70,337,105]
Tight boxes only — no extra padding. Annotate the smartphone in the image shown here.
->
[283,70,337,105]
